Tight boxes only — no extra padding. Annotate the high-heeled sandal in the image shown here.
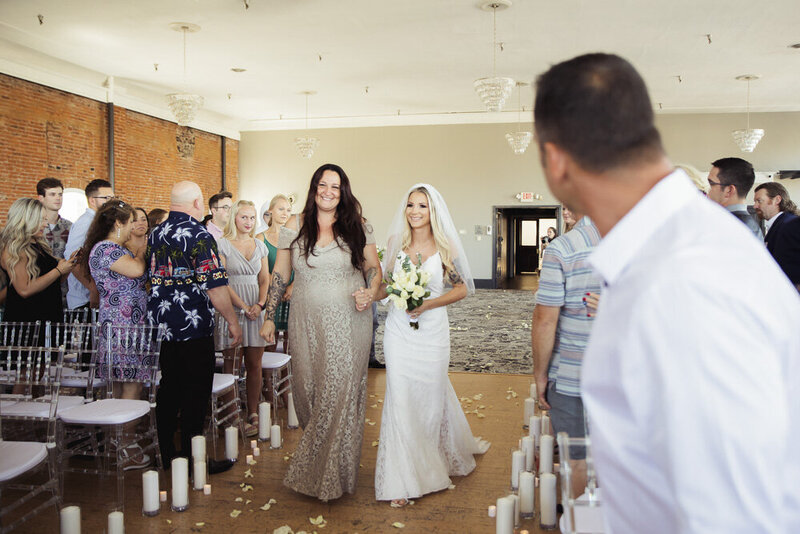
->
[244,413,259,437]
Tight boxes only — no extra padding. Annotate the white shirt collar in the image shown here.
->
[764,211,783,234]
[589,169,697,286]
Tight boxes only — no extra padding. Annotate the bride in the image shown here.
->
[375,183,490,507]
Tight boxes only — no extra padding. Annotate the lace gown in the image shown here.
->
[375,252,490,501]
[279,224,374,501]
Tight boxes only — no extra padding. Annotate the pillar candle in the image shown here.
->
[191,435,206,462]
[529,414,542,450]
[203,484,211,495]
[193,461,206,491]
[258,401,271,441]
[270,424,281,448]
[60,505,81,534]
[487,505,497,518]
[142,470,160,516]
[159,491,167,502]
[171,457,188,512]
[511,449,525,490]
[541,413,551,436]
[519,471,535,518]
[107,511,124,534]
[523,398,535,427]
[495,496,514,534]
[529,382,537,400]
[521,436,534,472]
[509,493,520,527]
[539,473,557,529]
[287,392,299,428]
[225,426,238,461]
[246,454,253,464]
[250,439,257,449]
[539,434,554,474]
[253,446,260,457]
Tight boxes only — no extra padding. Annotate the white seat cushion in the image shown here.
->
[3,395,85,418]
[58,398,150,425]
[59,369,106,389]
[0,441,47,482]
[0,399,18,411]
[212,373,236,394]
[261,352,291,369]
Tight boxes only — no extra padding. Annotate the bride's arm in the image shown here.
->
[407,265,467,318]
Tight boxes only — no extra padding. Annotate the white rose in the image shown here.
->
[419,271,432,285]
[403,280,416,293]
[400,290,409,300]
[395,297,408,311]
[411,286,426,299]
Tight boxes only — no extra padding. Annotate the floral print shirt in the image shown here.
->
[43,216,72,259]
[147,211,228,342]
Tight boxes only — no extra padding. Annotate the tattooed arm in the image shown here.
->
[259,248,292,343]
[353,244,382,311]
[406,263,467,319]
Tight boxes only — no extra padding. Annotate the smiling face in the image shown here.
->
[269,198,292,227]
[132,209,148,238]
[315,170,341,212]
[235,205,257,236]
[405,191,431,230]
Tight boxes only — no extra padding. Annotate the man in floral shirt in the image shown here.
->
[148,181,242,466]
[37,178,72,304]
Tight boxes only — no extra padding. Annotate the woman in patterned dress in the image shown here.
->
[260,163,382,501]
[82,200,148,392]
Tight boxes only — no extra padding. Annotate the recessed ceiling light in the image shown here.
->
[789,43,800,49]
[231,67,246,73]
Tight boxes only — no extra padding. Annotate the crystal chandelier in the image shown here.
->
[731,74,764,153]
[506,82,532,154]
[474,1,514,112]
[294,91,319,159]
[166,23,203,126]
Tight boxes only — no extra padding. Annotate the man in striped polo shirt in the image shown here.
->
[532,205,601,496]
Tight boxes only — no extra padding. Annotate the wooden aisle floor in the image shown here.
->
[18,370,561,533]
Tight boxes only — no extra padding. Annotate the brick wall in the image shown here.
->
[0,73,238,224]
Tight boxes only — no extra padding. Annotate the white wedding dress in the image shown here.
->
[375,252,490,501]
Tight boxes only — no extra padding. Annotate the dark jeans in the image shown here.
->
[156,336,215,465]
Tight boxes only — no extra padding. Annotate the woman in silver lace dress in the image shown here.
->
[260,163,381,501]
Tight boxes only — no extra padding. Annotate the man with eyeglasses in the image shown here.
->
[707,157,763,239]
[206,191,233,240]
[64,179,114,310]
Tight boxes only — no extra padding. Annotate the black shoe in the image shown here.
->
[208,459,234,475]
[368,361,386,369]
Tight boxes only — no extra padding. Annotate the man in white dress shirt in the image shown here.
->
[533,53,800,533]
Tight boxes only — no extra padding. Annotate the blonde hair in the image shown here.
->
[0,198,51,284]
[401,187,454,270]
[675,164,708,194]
[267,194,291,228]
[222,200,257,239]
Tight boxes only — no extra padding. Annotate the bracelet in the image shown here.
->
[55,266,62,275]
[259,302,266,310]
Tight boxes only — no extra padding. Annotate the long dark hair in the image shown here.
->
[80,199,135,273]
[294,163,366,270]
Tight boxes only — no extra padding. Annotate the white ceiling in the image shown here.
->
[2,0,799,137]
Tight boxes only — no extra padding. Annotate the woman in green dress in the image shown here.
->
[255,194,293,345]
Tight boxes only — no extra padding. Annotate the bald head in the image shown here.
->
[170,181,204,220]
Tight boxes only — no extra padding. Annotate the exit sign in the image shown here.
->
[519,192,534,202]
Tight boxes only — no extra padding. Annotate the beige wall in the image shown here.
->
[239,111,800,280]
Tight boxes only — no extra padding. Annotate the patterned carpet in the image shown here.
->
[375,289,535,374]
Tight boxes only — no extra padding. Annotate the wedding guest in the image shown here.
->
[0,198,76,342]
[375,183,489,506]
[216,200,270,436]
[149,181,241,466]
[533,52,800,533]
[125,207,149,256]
[64,179,114,310]
[707,157,763,238]
[532,205,601,497]
[206,191,233,240]
[83,200,149,468]
[754,182,800,289]
[147,208,168,229]
[37,178,72,304]
[255,195,294,346]
[260,163,381,501]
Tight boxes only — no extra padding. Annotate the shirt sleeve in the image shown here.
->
[192,231,228,290]
[535,243,566,307]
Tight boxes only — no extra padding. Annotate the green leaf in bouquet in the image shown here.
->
[424,291,431,298]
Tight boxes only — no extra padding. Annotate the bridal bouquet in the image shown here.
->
[385,253,432,330]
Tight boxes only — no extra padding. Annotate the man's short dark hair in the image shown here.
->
[755,182,799,215]
[209,191,233,210]
[36,177,64,196]
[712,157,755,198]
[534,53,664,173]
[85,179,112,197]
